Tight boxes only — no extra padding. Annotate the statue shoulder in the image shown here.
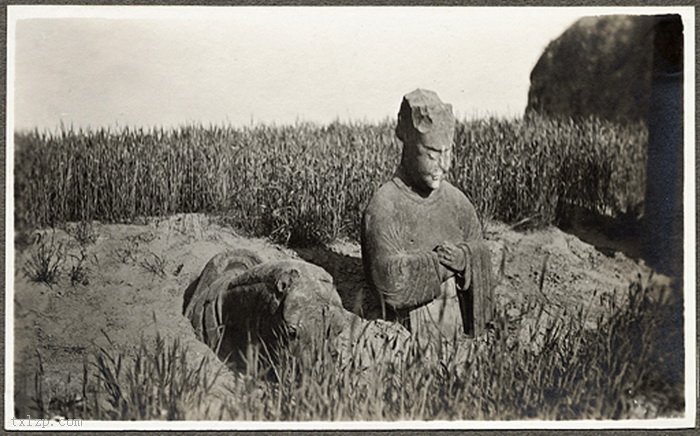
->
[442,181,475,206]
[365,180,401,214]
[443,181,476,216]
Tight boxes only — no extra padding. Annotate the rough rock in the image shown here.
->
[526,14,685,283]
[526,15,659,123]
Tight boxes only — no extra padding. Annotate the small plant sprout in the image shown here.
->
[69,248,90,286]
[139,252,167,278]
[24,230,65,285]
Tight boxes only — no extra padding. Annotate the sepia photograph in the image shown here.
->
[5,4,696,431]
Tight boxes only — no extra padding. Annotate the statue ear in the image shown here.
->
[276,268,300,295]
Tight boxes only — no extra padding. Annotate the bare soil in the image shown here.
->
[12,213,663,419]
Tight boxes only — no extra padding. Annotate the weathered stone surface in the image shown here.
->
[361,89,494,338]
[395,88,455,146]
[184,249,351,365]
[183,249,410,368]
[525,15,658,123]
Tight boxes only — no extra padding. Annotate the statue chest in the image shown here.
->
[395,203,466,251]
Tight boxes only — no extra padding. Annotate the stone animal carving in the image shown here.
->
[183,249,409,369]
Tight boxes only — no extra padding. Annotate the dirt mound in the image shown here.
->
[13,214,657,418]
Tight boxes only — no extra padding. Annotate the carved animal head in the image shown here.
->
[273,261,349,340]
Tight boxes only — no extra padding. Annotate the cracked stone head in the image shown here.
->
[395,89,455,194]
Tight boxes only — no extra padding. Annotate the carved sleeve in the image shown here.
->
[361,209,444,310]
[455,198,484,291]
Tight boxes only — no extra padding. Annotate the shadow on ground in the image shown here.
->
[557,204,643,261]
[293,245,381,319]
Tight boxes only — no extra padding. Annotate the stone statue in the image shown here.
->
[361,89,494,340]
[183,249,409,369]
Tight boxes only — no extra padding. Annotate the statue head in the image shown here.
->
[395,89,455,195]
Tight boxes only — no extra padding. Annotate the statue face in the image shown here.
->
[404,137,453,193]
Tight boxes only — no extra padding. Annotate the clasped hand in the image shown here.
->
[434,241,466,273]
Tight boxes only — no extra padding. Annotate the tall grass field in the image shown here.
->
[15,115,646,245]
[16,115,684,421]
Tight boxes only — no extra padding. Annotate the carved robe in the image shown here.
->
[361,173,494,338]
